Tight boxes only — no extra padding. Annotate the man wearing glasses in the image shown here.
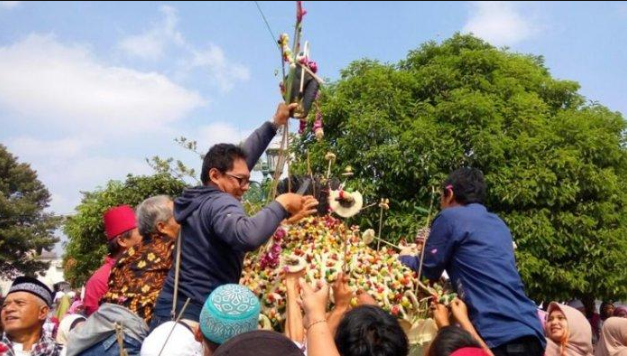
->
[151,102,318,329]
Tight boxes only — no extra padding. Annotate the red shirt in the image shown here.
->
[83,256,117,316]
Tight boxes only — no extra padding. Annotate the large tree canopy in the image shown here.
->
[0,144,60,278]
[62,173,187,286]
[293,34,627,303]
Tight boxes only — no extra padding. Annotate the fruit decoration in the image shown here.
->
[241,216,446,332]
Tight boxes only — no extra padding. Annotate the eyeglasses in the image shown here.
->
[225,173,250,188]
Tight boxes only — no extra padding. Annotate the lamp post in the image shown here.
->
[261,161,270,180]
[266,140,283,178]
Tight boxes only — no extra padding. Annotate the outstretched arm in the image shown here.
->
[451,298,494,356]
[241,103,298,170]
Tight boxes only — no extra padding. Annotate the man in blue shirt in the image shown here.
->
[399,168,545,356]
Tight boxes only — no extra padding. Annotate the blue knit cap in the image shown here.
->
[200,284,261,345]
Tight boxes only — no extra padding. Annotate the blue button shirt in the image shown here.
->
[400,203,546,349]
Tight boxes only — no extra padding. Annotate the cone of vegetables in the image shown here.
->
[241,215,453,350]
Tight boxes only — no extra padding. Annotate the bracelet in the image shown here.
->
[305,319,327,330]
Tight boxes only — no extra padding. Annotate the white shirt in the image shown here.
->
[12,343,31,356]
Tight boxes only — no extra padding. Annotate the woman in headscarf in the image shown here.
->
[595,317,627,356]
[67,299,84,315]
[600,302,616,330]
[613,307,627,319]
[545,302,594,356]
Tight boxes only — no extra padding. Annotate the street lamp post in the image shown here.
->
[266,142,283,178]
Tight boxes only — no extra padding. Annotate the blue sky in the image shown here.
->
[1,1,626,219]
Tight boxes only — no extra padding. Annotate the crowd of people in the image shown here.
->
[1,103,627,356]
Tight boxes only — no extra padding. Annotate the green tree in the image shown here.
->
[62,174,187,286]
[0,144,61,278]
[292,34,627,303]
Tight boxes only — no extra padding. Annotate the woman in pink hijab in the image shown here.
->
[613,307,627,319]
[595,317,627,356]
[545,303,594,356]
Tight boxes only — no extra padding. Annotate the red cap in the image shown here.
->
[451,348,490,356]
[103,205,136,240]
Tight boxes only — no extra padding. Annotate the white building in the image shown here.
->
[0,250,65,296]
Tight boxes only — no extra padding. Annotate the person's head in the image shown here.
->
[212,330,304,356]
[195,284,260,355]
[545,302,593,355]
[450,348,491,356]
[141,321,204,356]
[613,306,627,318]
[201,144,250,200]
[335,305,409,356]
[104,205,141,257]
[427,326,482,356]
[1,277,53,341]
[546,306,569,344]
[137,195,180,239]
[596,317,627,356]
[600,301,615,320]
[441,168,486,209]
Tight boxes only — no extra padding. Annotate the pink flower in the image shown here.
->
[299,119,307,134]
[312,112,323,135]
[275,228,287,241]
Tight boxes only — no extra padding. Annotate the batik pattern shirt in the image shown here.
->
[102,233,175,324]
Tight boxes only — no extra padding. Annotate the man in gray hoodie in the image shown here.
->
[152,102,318,328]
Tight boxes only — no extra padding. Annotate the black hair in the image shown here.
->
[335,305,409,356]
[428,326,482,356]
[203,338,220,353]
[106,229,133,257]
[600,300,615,320]
[201,144,248,186]
[443,167,486,205]
[276,175,341,215]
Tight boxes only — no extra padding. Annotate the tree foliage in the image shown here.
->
[0,144,61,278]
[292,34,627,302]
[62,174,187,286]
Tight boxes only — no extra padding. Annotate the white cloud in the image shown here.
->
[0,34,205,137]
[194,122,252,150]
[118,5,249,92]
[7,136,97,160]
[5,137,151,215]
[463,1,540,46]
[118,5,184,60]
[185,45,251,93]
[0,33,210,215]
[0,1,20,9]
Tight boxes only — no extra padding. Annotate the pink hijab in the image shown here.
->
[545,303,593,356]
[595,317,627,356]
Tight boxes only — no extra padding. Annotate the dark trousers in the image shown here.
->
[491,336,545,356]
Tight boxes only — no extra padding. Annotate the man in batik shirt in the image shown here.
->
[102,195,180,324]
